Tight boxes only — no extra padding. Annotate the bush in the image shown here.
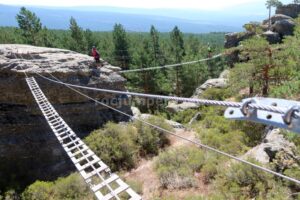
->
[198,128,248,156]
[155,147,205,189]
[201,154,219,184]
[213,159,289,199]
[134,116,172,156]
[2,190,20,200]
[171,109,199,124]
[22,173,93,200]
[284,167,300,190]
[270,79,300,99]
[85,122,139,171]
[22,181,53,200]
[201,88,232,101]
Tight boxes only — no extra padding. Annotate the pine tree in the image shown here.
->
[35,27,57,47]
[170,26,185,96]
[150,25,166,66]
[113,24,130,69]
[84,29,95,54]
[69,17,86,53]
[265,0,283,30]
[231,37,291,96]
[16,7,42,45]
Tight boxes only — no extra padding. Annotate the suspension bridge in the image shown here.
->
[15,53,300,199]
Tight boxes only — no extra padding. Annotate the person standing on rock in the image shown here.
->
[91,46,100,63]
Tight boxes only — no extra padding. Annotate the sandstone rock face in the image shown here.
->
[224,32,255,48]
[262,31,281,44]
[224,5,299,50]
[244,129,299,169]
[131,106,141,118]
[276,4,300,18]
[273,19,295,36]
[262,14,293,25]
[192,78,227,98]
[166,71,228,113]
[0,44,131,188]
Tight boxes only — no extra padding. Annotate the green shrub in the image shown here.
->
[199,128,248,156]
[284,167,300,190]
[22,181,53,200]
[2,190,20,200]
[134,116,172,155]
[155,147,205,189]
[52,174,92,200]
[213,159,289,199]
[85,122,139,171]
[171,109,199,124]
[201,154,219,184]
[195,107,262,155]
[22,173,93,200]
[201,88,232,101]
[270,79,300,99]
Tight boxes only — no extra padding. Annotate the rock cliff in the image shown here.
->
[166,70,228,113]
[0,44,132,188]
[225,3,299,50]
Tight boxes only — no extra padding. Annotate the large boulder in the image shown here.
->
[243,129,299,169]
[166,71,228,113]
[262,14,293,25]
[276,4,300,18]
[272,19,295,36]
[166,102,200,113]
[192,78,227,98]
[131,106,141,118]
[0,44,131,188]
[224,32,255,48]
[262,30,281,44]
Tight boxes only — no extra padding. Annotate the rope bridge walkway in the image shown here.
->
[26,77,141,200]
[15,51,300,199]
[34,73,300,185]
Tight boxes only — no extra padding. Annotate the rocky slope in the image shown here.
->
[166,70,229,113]
[225,3,299,49]
[0,44,132,188]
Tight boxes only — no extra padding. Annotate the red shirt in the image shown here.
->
[92,49,100,59]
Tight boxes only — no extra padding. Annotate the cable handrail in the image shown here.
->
[35,72,300,186]
[119,53,223,73]
[35,73,299,117]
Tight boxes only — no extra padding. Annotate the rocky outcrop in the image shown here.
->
[166,70,228,113]
[276,4,300,18]
[0,44,131,188]
[138,113,185,129]
[244,129,299,169]
[192,77,227,98]
[225,3,300,50]
[224,32,255,48]
[262,31,281,44]
[262,14,293,26]
[273,19,295,36]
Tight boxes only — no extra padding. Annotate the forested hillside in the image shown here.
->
[0,7,226,101]
[1,2,300,200]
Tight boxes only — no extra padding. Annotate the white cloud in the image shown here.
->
[0,0,263,10]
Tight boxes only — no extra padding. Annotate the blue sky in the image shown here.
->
[0,0,293,10]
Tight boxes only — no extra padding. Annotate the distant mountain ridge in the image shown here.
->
[0,4,247,33]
